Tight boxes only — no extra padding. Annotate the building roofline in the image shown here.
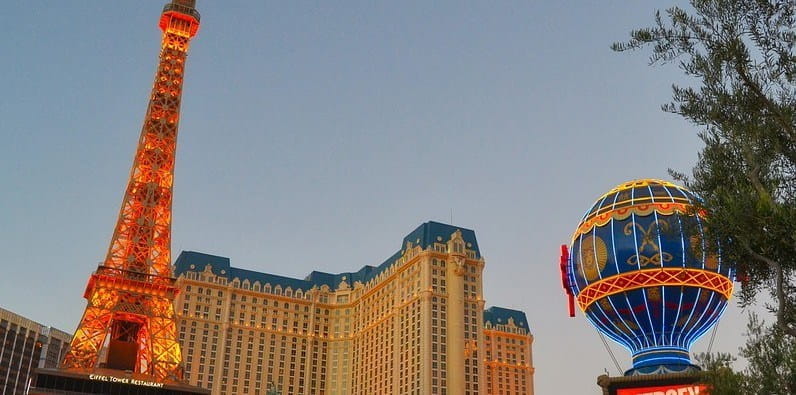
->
[174,220,481,291]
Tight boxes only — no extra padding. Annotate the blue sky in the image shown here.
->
[0,1,764,393]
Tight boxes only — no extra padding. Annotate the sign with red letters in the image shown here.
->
[617,384,707,395]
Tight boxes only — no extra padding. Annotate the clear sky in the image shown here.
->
[0,1,767,394]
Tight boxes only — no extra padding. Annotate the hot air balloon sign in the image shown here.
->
[561,179,733,375]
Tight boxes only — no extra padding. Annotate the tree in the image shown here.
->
[693,352,748,393]
[613,1,795,392]
[266,382,281,395]
[612,0,795,334]
[696,314,796,393]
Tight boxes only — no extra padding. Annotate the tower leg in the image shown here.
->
[149,297,183,381]
[62,289,119,369]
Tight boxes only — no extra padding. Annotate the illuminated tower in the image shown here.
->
[59,0,200,382]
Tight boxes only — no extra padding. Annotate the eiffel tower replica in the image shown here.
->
[32,1,209,394]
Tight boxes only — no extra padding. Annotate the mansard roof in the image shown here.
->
[174,221,480,291]
[173,222,530,333]
[483,306,530,331]
[403,221,480,258]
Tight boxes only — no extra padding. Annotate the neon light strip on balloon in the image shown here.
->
[609,192,649,349]
[573,202,692,241]
[649,185,667,345]
[664,182,689,347]
[630,185,659,348]
[686,301,729,348]
[576,268,733,312]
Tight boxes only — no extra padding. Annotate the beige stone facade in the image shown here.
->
[483,317,535,394]
[173,222,533,394]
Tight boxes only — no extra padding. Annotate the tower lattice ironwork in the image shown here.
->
[61,0,200,382]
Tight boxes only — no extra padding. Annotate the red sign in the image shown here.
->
[617,384,708,395]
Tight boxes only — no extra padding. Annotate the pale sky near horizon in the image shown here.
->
[0,1,769,394]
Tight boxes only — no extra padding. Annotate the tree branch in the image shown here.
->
[734,63,796,145]
[741,147,775,206]
[741,243,796,337]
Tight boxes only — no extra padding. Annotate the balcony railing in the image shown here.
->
[162,2,201,22]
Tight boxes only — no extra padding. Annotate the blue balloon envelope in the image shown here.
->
[565,179,733,375]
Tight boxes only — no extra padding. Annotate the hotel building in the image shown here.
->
[173,221,534,394]
[0,307,71,395]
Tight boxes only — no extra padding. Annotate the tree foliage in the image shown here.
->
[696,315,796,394]
[613,1,795,392]
[694,352,749,394]
[613,0,795,335]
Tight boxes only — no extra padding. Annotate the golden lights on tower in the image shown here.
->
[61,1,200,382]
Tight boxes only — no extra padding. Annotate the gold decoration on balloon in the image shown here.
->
[689,234,719,270]
[677,316,689,327]
[699,290,710,302]
[623,319,639,330]
[578,235,608,281]
[704,254,719,270]
[625,220,673,267]
[646,287,661,301]
[615,321,633,336]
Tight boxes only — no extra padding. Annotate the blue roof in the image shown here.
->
[174,251,230,277]
[483,306,530,330]
[401,221,480,258]
[173,221,481,291]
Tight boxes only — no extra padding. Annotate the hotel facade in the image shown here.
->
[173,221,533,394]
[0,307,71,395]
